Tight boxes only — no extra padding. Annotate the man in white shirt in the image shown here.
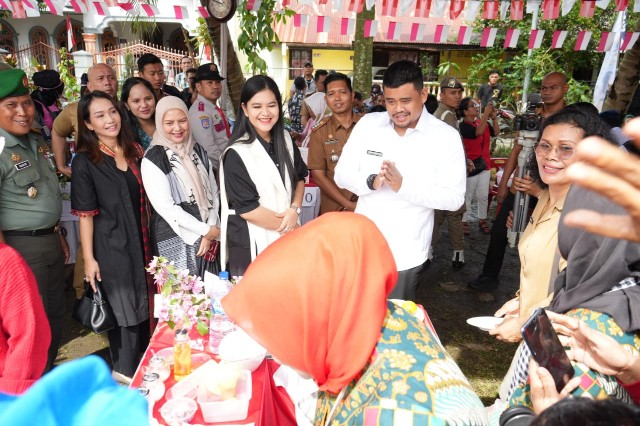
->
[334,60,466,300]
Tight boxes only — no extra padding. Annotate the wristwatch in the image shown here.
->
[366,174,377,190]
[291,204,301,215]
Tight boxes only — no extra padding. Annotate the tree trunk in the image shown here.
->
[207,20,245,114]
[603,17,640,112]
[181,27,196,60]
[353,7,376,95]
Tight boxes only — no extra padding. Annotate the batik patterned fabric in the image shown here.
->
[314,301,488,426]
[506,308,640,410]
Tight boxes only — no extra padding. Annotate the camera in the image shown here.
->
[515,102,543,132]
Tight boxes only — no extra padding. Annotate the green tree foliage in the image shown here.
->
[466,3,639,108]
[237,1,294,74]
[57,48,80,101]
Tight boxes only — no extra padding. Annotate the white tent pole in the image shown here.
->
[521,8,539,112]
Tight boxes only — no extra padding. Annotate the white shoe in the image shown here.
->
[112,370,133,385]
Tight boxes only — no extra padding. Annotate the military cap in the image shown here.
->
[440,77,464,90]
[194,63,225,82]
[0,68,30,99]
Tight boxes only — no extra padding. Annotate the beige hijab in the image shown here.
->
[151,96,209,221]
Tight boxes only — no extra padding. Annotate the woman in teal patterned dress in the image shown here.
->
[222,212,488,425]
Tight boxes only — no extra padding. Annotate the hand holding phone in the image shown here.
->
[521,308,575,392]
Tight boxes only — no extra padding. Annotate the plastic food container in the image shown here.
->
[219,329,267,372]
[197,369,252,423]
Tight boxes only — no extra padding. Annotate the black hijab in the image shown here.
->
[549,185,640,331]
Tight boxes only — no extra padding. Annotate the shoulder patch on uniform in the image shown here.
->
[312,116,331,132]
[200,115,211,129]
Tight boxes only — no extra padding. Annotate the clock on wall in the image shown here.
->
[207,0,237,22]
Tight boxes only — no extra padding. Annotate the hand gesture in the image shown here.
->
[529,360,581,414]
[381,160,403,192]
[197,237,212,257]
[495,297,520,318]
[276,208,300,234]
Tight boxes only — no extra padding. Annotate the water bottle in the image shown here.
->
[209,271,234,354]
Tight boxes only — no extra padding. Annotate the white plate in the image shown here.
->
[466,316,504,331]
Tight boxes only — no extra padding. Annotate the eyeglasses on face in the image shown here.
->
[534,141,575,160]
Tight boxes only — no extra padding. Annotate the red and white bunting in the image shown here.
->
[414,0,431,18]
[621,32,640,50]
[246,0,262,10]
[348,0,364,12]
[93,1,110,16]
[458,25,473,44]
[0,0,8,9]
[615,0,629,10]
[504,28,520,48]
[510,0,524,19]
[410,23,426,41]
[574,30,592,50]
[340,17,355,35]
[140,4,159,16]
[386,21,402,39]
[500,0,510,19]
[450,0,465,19]
[67,15,76,51]
[103,0,118,5]
[465,0,482,20]
[480,27,498,46]
[528,29,545,49]
[526,0,541,14]
[316,15,331,32]
[119,2,134,12]
[70,0,88,13]
[294,14,308,26]
[551,30,568,48]
[381,0,399,16]
[17,0,40,17]
[430,0,447,17]
[597,32,615,51]
[562,0,576,15]
[364,19,379,37]
[9,0,26,18]
[542,0,560,19]
[398,0,414,15]
[174,6,187,19]
[596,0,610,8]
[434,24,449,43]
[197,6,209,18]
[580,0,596,16]
[43,0,64,15]
[482,0,499,18]
[635,0,640,12]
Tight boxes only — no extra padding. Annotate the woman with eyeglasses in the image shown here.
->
[490,106,615,343]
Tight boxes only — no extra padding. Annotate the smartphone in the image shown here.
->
[521,308,575,392]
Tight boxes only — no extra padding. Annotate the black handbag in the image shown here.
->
[72,280,116,334]
[469,156,487,177]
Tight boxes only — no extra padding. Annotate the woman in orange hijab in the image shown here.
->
[222,213,487,425]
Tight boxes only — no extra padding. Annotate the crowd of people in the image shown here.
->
[0,55,639,425]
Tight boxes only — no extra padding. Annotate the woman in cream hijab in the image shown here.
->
[141,96,220,277]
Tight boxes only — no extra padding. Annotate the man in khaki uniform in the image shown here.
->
[0,68,65,371]
[307,73,361,214]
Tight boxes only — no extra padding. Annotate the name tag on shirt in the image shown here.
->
[367,150,382,157]
[15,160,31,171]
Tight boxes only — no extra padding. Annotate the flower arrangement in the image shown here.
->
[147,256,211,335]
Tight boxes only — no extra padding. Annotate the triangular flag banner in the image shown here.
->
[348,0,364,12]
[434,24,449,43]
[430,0,447,17]
[574,30,592,50]
[93,1,110,16]
[365,0,376,10]
[596,0,610,8]
[364,19,379,37]
[597,32,615,51]
[386,21,402,40]
[450,0,465,19]
[332,0,344,11]
[70,0,88,13]
[174,5,187,18]
[414,0,431,17]
[197,6,209,17]
[340,17,355,35]
[526,0,541,14]
[458,26,473,44]
[529,29,545,49]
[140,4,159,16]
[9,0,26,18]
[398,0,414,14]
[542,0,560,19]
[481,27,498,47]
[500,0,510,19]
[551,30,568,48]
[615,0,629,10]
[43,0,64,15]
[504,28,520,48]
[621,32,640,50]
[561,0,576,15]
[316,15,331,32]
[381,0,399,16]
[246,0,262,9]
[465,0,482,20]
[67,15,76,51]
[0,0,8,9]
[510,0,523,19]
[482,0,499,18]
[119,2,134,12]
[410,23,426,41]
[293,14,308,27]
[580,0,596,15]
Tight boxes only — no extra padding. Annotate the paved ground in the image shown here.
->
[56,200,521,403]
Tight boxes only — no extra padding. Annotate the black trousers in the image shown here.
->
[389,261,426,301]
[481,192,515,278]
[6,233,65,371]
[108,320,150,377]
